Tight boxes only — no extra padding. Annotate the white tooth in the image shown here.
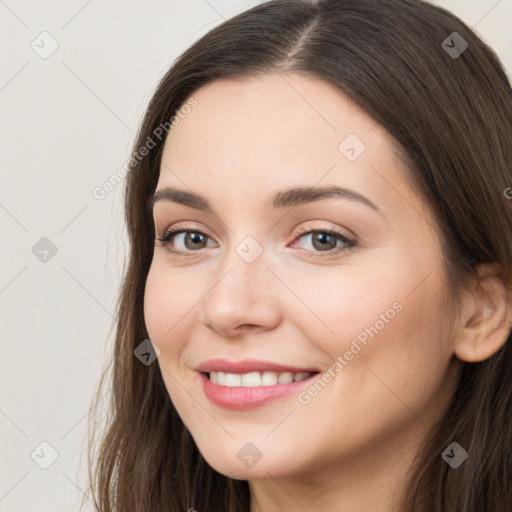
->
[261,371,278,386]
[210,370,310,387]
[278,372,294,384]
[241,372,262,387]
[225,373,242,387]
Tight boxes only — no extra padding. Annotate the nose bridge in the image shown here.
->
[199,233,280,335]
[215,214,270,282]
[209,234,269,306]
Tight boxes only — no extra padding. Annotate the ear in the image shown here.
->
[454,263,512,363]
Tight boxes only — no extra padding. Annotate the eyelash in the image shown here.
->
[155,223,357,258]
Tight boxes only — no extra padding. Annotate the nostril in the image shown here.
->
[238,324,259,331]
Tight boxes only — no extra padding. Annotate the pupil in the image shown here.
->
[187,232,205,249]
[313,232,336,251]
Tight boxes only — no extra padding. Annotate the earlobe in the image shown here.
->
[453,264,512,363]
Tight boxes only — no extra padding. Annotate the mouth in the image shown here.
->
[205,370,316,386]
[197,369,321,410]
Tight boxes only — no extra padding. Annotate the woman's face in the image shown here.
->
[144,73,461,482]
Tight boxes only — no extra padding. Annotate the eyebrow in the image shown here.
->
[148,185,383,216]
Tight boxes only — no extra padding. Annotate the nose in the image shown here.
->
[199,248,282,339]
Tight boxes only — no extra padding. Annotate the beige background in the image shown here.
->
[0,0,510,510]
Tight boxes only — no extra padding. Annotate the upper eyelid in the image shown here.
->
[156,222,212,239]
[156,221,351,239]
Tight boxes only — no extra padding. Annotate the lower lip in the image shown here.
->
[198,372,318,410]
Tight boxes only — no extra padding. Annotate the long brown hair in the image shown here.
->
[83,0,512,510]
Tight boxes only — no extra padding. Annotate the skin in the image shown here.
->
[143,72,510,511]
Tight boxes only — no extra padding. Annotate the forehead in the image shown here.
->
[156,72,430,226]
[164,73,382,155]
[162,74,392,175]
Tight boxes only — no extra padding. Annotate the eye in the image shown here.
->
[155,223,357,258]
[155,224,215,255]
[290,226,356,257]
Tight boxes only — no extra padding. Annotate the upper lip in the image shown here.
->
[196,358,320,374]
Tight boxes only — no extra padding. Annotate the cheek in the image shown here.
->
[143,265,199,413]
[291,256,451,408]
[284,258,404,351]
[143,264,192,363]
[144,260,203,333]
[272,273,452,468]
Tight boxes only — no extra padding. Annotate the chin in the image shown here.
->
[196,440,304,481]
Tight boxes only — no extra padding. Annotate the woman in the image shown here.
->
[85,0,512,510]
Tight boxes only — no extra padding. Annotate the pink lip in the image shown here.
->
[196,359,320,410]
[196,358,319,374]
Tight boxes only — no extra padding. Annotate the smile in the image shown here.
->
[208,370,313,387]
[198,370,320,410]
